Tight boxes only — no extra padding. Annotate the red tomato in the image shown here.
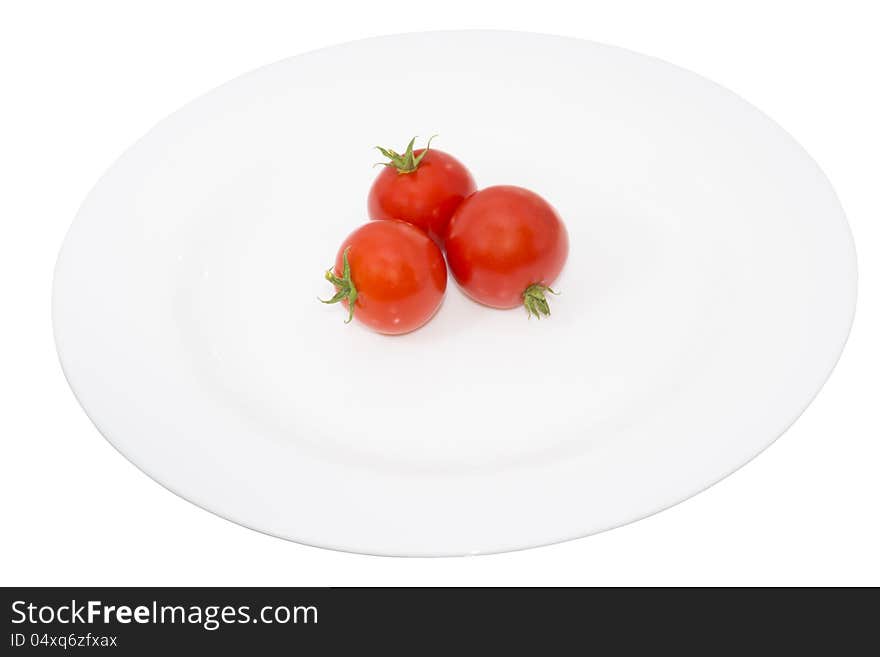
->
[320,220,447,334]
[368,137,476,247]
[445,185,569,317]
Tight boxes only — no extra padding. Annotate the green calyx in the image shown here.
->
[375,135,437,174]
[523,283,559,319]
[319,247,358,323]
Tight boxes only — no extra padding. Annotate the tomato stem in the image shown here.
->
[375,135,437,174]
[318,247,358,323]
[523,283,559,319]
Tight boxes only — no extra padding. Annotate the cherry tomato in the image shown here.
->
[445,185,569,318]
[368,136,476,247]
[320,220,447,334]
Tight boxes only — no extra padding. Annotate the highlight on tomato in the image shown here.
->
[367,136,476,247]
[445,185,569,318]
[319,220,447,335]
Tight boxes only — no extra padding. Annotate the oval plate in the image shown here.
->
[53,32,857,556]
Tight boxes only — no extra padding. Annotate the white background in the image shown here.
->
[1,0,877,585]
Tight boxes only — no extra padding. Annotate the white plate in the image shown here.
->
[53,32,857,556]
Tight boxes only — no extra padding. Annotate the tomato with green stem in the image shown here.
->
[320,220,447,334]
[445,185,569,318]
[368,136,476,247]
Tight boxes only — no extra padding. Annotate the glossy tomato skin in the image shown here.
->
[367,149,476,247]
[333,221,447,335]
[445,185,569,309]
